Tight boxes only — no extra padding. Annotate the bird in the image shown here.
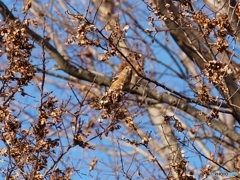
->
[108,66,132,93]
[99,66,132,107]
[99,66,132,120]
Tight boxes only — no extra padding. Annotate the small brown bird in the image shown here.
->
[100,66,132,106]
[108,66,132,92]
[99,66,132,120]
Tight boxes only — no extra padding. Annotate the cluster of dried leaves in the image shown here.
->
[0,19,35,86]
[203,60,231,93]
[193,13,232,51]
[0,16,73,179]
[65,12,100,47]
